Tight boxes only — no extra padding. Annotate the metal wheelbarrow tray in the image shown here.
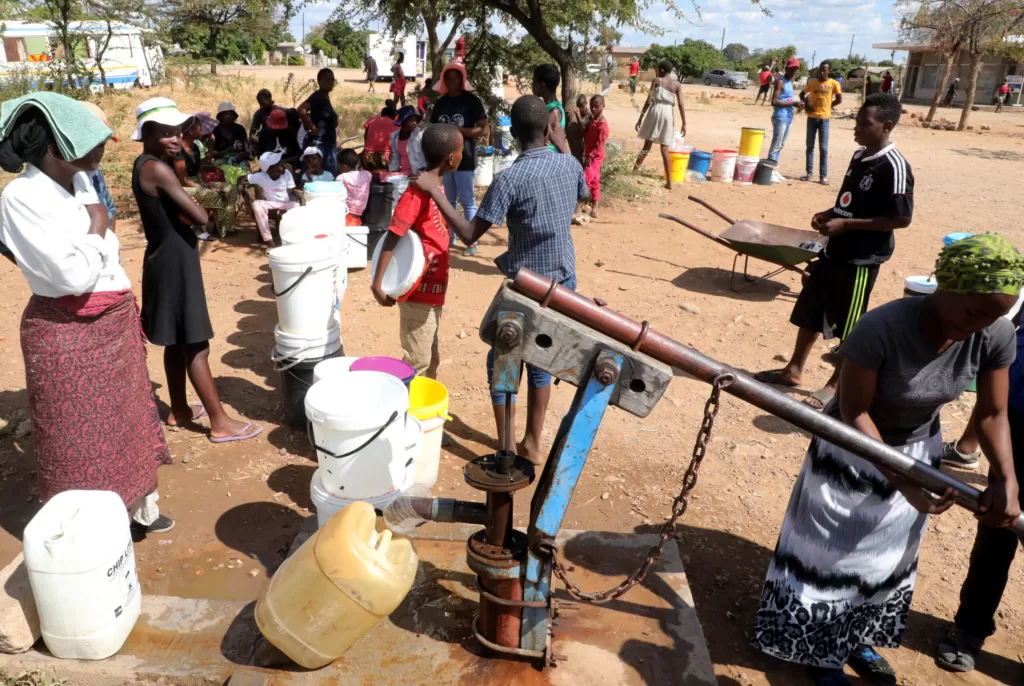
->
[659,195,823,292]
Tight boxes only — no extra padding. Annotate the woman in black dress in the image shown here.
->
[131,97,262,443]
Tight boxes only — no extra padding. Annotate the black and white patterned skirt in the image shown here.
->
[750,432,940,668]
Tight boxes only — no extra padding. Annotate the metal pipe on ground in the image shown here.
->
[510,269,1024,537]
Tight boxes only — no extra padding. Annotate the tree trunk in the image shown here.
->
[208,28,219,75]
[958,51,982,130]
[96,24,114,91]
[424,11,440,80]
[559,56,577,108]
[926,48,958,123]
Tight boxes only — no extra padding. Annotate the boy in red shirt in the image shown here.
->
[579,94,609,218]
[371,125,463,378]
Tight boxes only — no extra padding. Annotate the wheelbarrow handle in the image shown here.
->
[659,213,734,251]
[687,195,737,225]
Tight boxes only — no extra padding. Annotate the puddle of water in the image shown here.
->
[141,546,268,601]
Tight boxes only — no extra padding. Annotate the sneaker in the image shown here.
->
[940,441,980,469]
[131,515,175,535]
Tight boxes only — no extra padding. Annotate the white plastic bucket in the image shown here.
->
[494,152,517,175]
[414,415,444,488]
[903,275,937,296]
[312,356,360,385]
[710,150,738,183]
[268,242,339,336]
[475,155,494,187]
[272,323,342,371]
[346,226,370,270]
[371,229,425,299]
[309,467,411,528]
[305,371,414,499]
[24,490,141,660]
[733,155,759,185]
[304,180,347,208]
[282,227,349,307]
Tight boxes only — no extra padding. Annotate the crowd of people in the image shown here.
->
[0,52,1022,686]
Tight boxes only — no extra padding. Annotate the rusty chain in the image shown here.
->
[539,372,736,604]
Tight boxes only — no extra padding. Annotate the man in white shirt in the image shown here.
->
[248,151,299,244]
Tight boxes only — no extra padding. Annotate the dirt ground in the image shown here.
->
[0,68,1023,685]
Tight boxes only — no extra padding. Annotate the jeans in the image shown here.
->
[805,117,830,179]
[487,275,577,405]
[953,404,1024,639]
[443,170,477,246]
[314,138,338,176]
[768,117,792,163]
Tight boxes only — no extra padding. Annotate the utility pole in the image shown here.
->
[810,50,816,68]
[720,27,726,51]
[301,13,305,50]
[847,34,855,60]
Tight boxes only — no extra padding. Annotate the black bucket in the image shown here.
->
[754,159,777,186]
[277,346,344,431]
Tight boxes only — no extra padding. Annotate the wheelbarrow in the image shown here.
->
[659,195,823,292]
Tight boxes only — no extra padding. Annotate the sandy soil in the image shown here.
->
[0,69,1023,684]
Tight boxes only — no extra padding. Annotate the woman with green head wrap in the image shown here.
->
[752,234,1023,686]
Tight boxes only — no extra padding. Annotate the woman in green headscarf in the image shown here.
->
[752,234,1023,686]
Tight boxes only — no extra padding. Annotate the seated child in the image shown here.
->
[337,148,372,226]
[371,124,463,379]
[248,151,299,245]
[363,106,397,171]
[299,147,335,185]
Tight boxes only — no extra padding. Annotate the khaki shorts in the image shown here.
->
[398,301,442,379]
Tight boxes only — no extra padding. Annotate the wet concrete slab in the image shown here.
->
[0,528,716,686]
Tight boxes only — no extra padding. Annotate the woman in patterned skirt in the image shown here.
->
[0,93,174,535]
[172,117,239,237]
[752,234,1024,686]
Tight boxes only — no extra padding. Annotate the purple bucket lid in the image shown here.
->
[350,356,417,382]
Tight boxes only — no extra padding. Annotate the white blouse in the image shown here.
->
[0,164,131,297]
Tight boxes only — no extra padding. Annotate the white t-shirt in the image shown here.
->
[249,171,295,203]
[0,164,131,297]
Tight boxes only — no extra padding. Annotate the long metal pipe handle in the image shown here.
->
[510,269,1024,537]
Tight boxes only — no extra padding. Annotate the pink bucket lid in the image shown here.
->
[350,356,417,382]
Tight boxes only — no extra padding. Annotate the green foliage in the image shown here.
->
[818,54,872,80]
[309,36,336,59]
[285,54,303,66]
[640,39,725,79]
[877,59,897,67]
[722,42,750,63]
[318,19,369,69]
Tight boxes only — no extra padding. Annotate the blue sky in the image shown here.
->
[289,0,904,64]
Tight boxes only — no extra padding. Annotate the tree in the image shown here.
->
[595,24,622,47]
[36,0,87,89]
[317,18,368,68]
[640,39,725,79]
[81,0,147,89]
[722,42,749,63]
[900,0,1024,128]
[163,0,291,73]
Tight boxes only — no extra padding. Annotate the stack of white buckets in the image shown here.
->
[267,181,422,527]
[305,366,423,527]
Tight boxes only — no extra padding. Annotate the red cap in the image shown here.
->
[267,108,288,130]
[786,58,801,69]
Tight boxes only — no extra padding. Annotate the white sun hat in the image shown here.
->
[132,97,193,141]
[300,146,322,160]
[258,151,283,172]
[217,101,236,115]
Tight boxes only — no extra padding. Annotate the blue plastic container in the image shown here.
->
[687,150,713,177]
[943,232,974,247]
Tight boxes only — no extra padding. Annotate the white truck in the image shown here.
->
[367,33,421,81]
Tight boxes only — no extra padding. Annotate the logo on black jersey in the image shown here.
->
[839,191,853,208]
[859,175,873,191]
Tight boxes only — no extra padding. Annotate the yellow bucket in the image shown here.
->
[669,151,689,183]
[407,377,450,488]
[739,127,765,158]
[408,377,450,422]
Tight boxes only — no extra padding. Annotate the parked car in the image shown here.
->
[702,69,750,88]
[585,63,602,74]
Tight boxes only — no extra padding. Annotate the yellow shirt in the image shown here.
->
[804,78,842,119]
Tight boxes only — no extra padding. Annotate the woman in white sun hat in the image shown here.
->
[132,97,262,445]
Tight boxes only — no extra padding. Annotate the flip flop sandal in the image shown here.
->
[167,402,207,427]
[937,626,982,673]
[820,178,831,185]
[799,174,813,182]
[848,645,897,685]
[209,422,263,444]
[803,387,835,410]
[464,244,479,256]
[753,369,799,387]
